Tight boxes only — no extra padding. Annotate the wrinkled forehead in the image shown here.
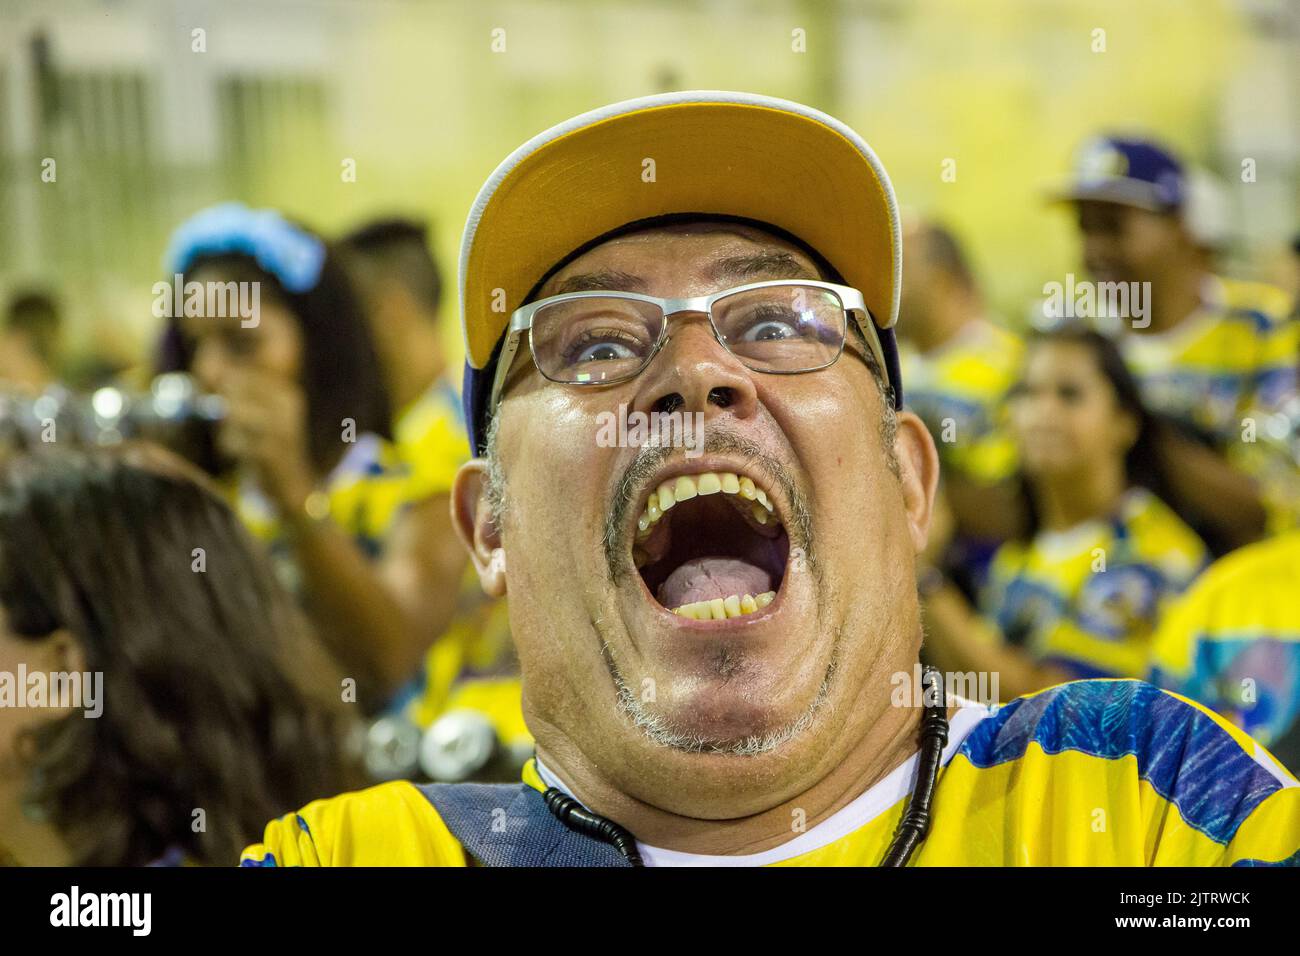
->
[534,220,828,301]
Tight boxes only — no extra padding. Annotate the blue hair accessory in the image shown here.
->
[163,202,326,293]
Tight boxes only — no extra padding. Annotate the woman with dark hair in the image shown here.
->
[158,204,469,708]
[920,326,1209,699]
[0,445,355,866]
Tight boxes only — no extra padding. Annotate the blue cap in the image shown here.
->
[1052,136,1186,212]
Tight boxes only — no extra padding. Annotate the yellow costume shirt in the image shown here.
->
[1150,530,1300,754]
[242,680,1300,867]
[387,382,524,749]
[1115,276,1299,532]
[899,318,1024,486]
[983,488,1208,680]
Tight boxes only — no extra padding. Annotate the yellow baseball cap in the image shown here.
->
[458,90,903,453]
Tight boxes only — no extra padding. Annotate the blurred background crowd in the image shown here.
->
[0,0,1297,866]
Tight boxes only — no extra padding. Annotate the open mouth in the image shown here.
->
[631,469,789,622]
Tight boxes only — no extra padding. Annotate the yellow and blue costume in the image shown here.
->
[235,432,411,579]
[240,680,1300,866]
[1116,276,1299,532]
[1116,277,1296,448]
[981,488,1208,680]
[898,319,1024,487]
[385,381,524,747]
[234,384,525,749]
[1149,530,1300,756]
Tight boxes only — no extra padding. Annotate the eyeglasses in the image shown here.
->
[489,279,887,412]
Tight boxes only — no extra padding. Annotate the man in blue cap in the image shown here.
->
[1054,136,1299,549]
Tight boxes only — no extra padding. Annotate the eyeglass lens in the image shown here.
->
[528,283,847,384]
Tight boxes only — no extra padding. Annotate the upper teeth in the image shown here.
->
[635,471,775,540]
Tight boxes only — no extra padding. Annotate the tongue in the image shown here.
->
[657,556,773,608]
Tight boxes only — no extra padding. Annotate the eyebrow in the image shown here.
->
[548,270,648,295]
[706,251,820,284]
[543,250,822,302]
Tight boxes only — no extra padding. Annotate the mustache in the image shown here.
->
[602,428,815,582]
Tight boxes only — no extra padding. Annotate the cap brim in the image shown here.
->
[1046,177,1169,212]
[459,91,901,370]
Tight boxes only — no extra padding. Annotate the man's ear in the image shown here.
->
[451,459,507,598]
[892,411,941,556]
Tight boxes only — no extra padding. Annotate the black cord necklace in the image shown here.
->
[543,664,950,867]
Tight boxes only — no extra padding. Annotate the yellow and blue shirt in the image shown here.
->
[235,432,412,586]
[386,381,524,748]
[1115,276,1299,534]
[240,680,1300,866]
[982,488,1208,680]
[899,318,1024,487]
[233,383,524,749]
[391,380,476,503]
[1149,530,1300,754]
[1116,276,1297,450]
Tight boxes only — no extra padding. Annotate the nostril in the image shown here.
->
[708,387,735,409]
[653,393,685,416]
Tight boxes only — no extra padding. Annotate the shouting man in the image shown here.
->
[243,92,1299,867]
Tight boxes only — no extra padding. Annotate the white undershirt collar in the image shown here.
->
[535,699,992,867]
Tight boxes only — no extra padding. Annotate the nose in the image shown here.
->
[629,312,759,425]
[1017,389,1063,433]
[1082,231,1116,271]
[191,339,229,394]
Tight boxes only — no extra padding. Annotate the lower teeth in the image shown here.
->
[671,591,775,620]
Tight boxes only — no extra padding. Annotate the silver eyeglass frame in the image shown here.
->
[487,279,889,414]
